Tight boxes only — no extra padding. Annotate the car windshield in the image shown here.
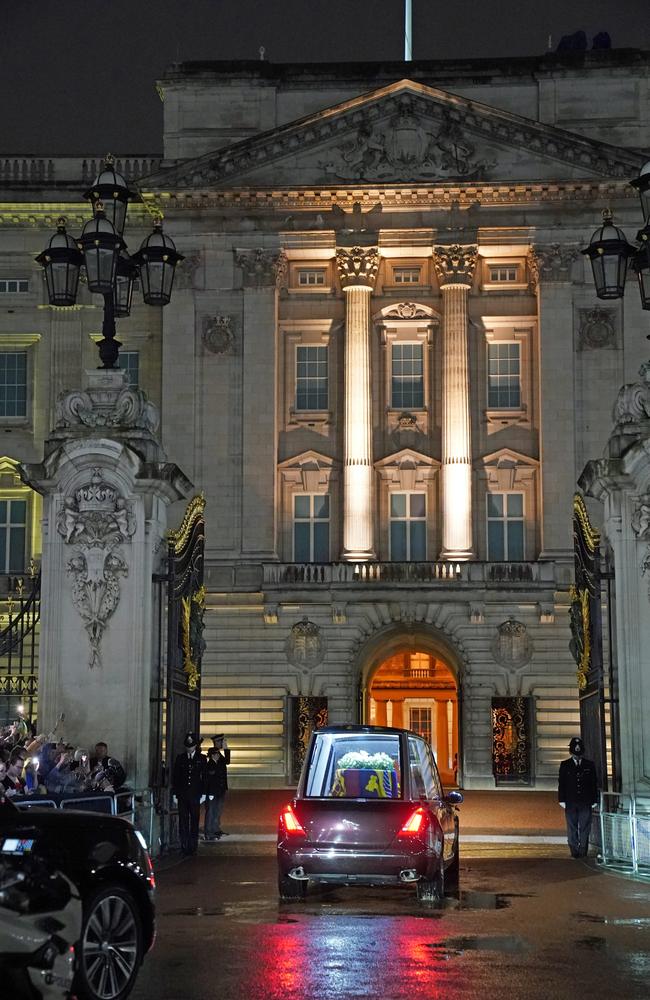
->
[304,732,402,799]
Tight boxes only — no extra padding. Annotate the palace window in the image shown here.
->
[487,492,524,560]
[391,343,423,408]
[296,345,328,411]
[0,280,29,294]
[409,706,433,743]
[297,269,326,287]
[390,492,426,561]
[0,498,26,573]
[489,265,519,283]
[293,494,330,562]
[0,352,27,417]
[118,350,140,388]
[487,342,521,409]
[392,266,421,285]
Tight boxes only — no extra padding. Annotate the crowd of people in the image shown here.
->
[0,714,127,800]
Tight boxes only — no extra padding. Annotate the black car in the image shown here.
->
[0,799,155,1000]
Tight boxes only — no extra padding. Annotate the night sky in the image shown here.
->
[1,0,647,155]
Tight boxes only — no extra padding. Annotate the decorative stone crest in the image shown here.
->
[234,248,287,288]
[491,619,533,670]
[55,381,159,434]
[612,361,650,428]
[397,412,418,430]
[320,100,495,182]
[578,306,617,351]
[433,244,478,285]
[56,468,136,668]
[336,246,380,289]
[201,314,236,355]
[530,244,580,282]
[389,302,431,320]
[285,617,326,672]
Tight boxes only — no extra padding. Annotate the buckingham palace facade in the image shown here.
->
[1,49,649,788]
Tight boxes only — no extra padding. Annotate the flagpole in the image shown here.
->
[404,0,412,61]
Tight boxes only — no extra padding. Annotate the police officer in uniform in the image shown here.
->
[203,734,231,842]
[558,736,599,858]
[172,731,206,856]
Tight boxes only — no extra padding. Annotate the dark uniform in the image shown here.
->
[204,739,230,841]
[558,738,598,858]
[172,732,206,855]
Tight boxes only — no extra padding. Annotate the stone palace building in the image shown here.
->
[1,48,648,788]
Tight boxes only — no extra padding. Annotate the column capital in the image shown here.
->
[433,244,478,287]
[234,248,287,288]
[529,244,580,285]
[336,246,379,290]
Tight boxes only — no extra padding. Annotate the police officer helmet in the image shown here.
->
[183,731,202,749]
[569,737,584,755]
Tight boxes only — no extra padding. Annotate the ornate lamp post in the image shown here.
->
[583,159,650,325]
[36,155,183,368]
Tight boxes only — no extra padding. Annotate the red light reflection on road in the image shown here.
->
[241,913,460,1000]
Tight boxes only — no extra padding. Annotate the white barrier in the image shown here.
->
[598,791,650,879]
[14,789,156,851]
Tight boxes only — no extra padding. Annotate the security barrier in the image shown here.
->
[13,789,156,851]
[598,791,650,879]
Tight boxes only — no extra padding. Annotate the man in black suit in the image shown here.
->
[558,736,599,858]
[172,731,206,856]
[204,734,230,842]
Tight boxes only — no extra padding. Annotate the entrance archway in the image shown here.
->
[368,651,458,785]
[357,625,462,787]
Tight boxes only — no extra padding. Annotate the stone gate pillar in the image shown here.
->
[580,361,650,795]
[22,370,192,790]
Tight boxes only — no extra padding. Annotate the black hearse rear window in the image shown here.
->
[305,733,403,798]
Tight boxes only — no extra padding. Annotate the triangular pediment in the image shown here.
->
[145,80,643,190]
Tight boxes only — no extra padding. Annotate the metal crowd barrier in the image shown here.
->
[598,791,650,880]
[13,789,156,851]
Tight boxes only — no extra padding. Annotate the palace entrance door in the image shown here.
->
[368,650,459,786]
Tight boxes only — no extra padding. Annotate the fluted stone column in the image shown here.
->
[434,245,477,560]
[337,247,379,560]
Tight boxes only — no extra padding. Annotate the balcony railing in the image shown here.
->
[263,560,556,587]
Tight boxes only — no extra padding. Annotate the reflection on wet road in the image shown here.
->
[132,857,650,1000]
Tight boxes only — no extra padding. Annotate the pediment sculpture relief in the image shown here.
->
[319,101,495,182]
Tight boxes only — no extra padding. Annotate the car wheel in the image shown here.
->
[75,884,143,1000]
[278,874,307,901]
[416,864,444,903]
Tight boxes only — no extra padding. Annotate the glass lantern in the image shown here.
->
[35,218,83,306]
[114,252,138,317]
[132,221,183,306]
[83,154,135,237]
[630,160,650,227]
[633,225,650,311]
[78,204,123,295]
[582,210,633,299]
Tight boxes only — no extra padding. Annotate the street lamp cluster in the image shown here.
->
[583,160,650,313]
[36,156,183,368]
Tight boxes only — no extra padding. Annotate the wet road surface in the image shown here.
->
[131,854,650,1000]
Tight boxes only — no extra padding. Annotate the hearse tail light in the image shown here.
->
[280,803,306,836]
[398,807,427,836]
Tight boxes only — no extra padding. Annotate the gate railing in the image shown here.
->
[0,571,41,723]
[597,791,650,879]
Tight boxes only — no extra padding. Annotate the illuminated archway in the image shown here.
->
[355,624,462,787]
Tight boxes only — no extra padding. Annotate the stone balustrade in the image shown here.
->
[0,156,162,187]
[263,560,555,587]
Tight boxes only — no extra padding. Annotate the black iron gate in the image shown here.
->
[152,495,205,849]
[0,571,41,726]
[570,493,607,791]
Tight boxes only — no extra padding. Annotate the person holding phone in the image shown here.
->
[204,734,230,842]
